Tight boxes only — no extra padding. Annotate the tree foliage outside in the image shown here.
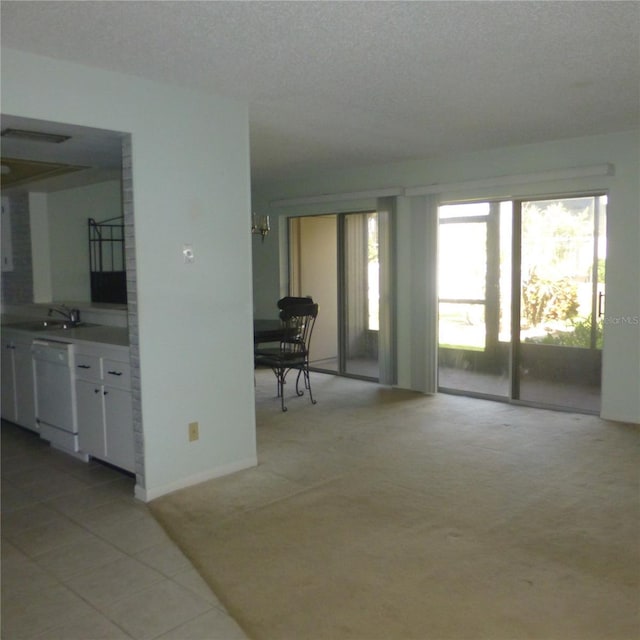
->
[520,199,599,349]
[521,269,579,327]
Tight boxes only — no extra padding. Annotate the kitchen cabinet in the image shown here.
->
[75,345,134,472]
[1,335,17,420]
[1,330,36,431]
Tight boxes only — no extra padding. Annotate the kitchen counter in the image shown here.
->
[2,317,135,470]
[2,302,129,328]
[2,321,129,348]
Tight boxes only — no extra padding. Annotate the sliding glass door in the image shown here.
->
[343,212,380,377]
[515,195,606,412]
[437,202,512,397]
[289,211,381,380]
[289,215,338,371]
[438,194,606,413]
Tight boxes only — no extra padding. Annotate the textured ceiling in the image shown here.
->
[1,1,639,187]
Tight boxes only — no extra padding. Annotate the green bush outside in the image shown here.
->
[525,316,603,348]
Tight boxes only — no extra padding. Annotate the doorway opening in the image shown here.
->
[0,114,142,483]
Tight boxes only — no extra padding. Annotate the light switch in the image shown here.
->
[182,244,195,263]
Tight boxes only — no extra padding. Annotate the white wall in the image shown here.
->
[253,131,640,424]
[2,48,257,499]
[29,192,51,302]
[45,180,122,302]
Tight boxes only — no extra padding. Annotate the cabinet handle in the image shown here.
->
[104,390,109,396]
[107,370,123,376]
[94,388,100,394]
[77,364,91,369]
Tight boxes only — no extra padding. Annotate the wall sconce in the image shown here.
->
[251,212,270,242]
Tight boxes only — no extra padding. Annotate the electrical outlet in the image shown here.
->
[188,421,199,442]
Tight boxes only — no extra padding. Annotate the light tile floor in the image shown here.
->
[1,421,249,640]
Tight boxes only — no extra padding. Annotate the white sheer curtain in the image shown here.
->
[377,194,439,391]
[406,194,439,394]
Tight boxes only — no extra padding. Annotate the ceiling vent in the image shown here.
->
[1,128,71,144]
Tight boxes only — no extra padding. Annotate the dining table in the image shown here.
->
[253,318,285,344]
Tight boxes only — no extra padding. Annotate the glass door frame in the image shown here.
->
[437,200,512,400]
[511,192,607,413]
[437,190,607,414]
[287,209,381,382]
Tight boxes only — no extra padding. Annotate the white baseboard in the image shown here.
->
[134,456,258,502]
[600,411,640,426]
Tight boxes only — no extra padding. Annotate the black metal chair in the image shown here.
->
[277,295,313,311]
[254,302,319,411]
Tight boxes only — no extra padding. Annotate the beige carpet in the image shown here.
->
[150,372,639,640]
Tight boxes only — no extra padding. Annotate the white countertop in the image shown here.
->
[2,321,129,348]
[1,302,129,328]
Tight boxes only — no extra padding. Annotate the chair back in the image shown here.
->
[279,302,318,357]
[277,296,314,312]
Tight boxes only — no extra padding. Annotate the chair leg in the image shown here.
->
[272,365,288,411]
[272,365,316,412]
[306,366,316,405]
[295,368,305,397]
[295,365,316,405]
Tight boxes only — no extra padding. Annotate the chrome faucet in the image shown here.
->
[48,305,81,326]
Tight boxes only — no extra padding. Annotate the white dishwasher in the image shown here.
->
[32,339,85,457]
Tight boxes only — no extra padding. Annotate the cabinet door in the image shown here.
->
[14,342,36,431]
[103,359,131,390]
[76,379,106,458]
[104,386,134,472]
[1,343,17,422]
[75,354,101,382]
